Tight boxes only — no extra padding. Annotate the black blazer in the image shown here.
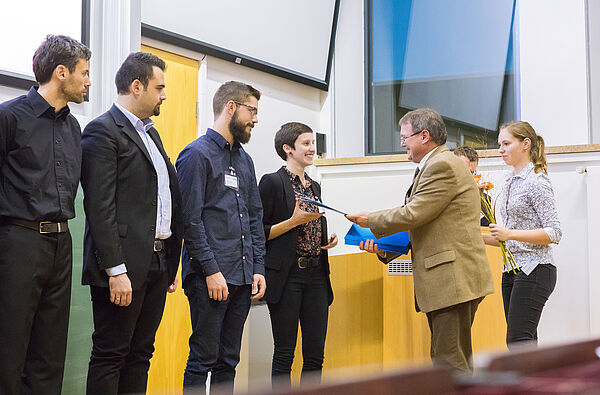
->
[258,166,333,305]
[80,105,183,290]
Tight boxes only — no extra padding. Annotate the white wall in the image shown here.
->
[518,0,590,145]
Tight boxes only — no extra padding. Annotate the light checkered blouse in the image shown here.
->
[499,162,562,275]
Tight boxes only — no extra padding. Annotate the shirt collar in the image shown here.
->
[507,161,534,181]
[417,147,436,170]
[206,128,241,150]
[285,166,311,184]
[27,86,71,119]
[114,102,154,133]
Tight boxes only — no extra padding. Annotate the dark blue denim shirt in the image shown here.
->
[176,128,265,286]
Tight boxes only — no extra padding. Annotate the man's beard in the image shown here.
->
[153,103,161,116]
[62,82,85,104]
[229,111,252,144]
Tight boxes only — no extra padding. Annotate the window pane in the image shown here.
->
[369,0,519,154]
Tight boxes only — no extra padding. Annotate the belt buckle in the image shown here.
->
[298,257,307,269]
[39,221,52,234]
[153,240,163,252]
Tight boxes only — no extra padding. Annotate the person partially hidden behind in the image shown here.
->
[259,122,338,388]
[347,108,493,373]
[453,145,491,227]
[0,34,91,395]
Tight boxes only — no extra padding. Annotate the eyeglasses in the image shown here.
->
[233,101,258,116]
[400,130,423,143]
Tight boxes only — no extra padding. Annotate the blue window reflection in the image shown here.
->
[368,0,519,154]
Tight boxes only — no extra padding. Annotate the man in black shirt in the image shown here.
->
[0,35,91,395]
[176,81,266,393]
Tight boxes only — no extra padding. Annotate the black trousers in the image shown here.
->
[86,251,169,395]
[267,263,329,388]
[183,274,251,394]
[0,224,72,395]
[502,263,557,349]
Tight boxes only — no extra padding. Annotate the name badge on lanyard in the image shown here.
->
[224,166,239,190]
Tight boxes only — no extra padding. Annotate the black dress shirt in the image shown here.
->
[176,128,265,286]
[0,87,82,222]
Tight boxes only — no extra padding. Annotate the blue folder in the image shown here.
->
[344,223,410,255]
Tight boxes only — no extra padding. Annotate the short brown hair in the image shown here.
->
[453,145,479,162]
[212,81,261,117]
[32,35,91,84]
[274,122,313,161]
[115,52,166,95]
[399,108,447,145]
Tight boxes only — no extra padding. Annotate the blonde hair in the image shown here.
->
[500,121,547,174]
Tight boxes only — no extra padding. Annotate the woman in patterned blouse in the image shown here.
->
[258,122,338,387]
[483,121,561,349]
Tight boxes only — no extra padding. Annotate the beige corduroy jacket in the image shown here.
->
[370,145,494,313]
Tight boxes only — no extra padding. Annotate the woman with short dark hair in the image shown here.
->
[258,122,337,387]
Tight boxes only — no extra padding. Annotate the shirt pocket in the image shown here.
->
[13,146,39,169]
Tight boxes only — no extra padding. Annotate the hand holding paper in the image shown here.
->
[297,195,348,215]
[359,239,380,254]
[345,211,371,227]
[291,199,323,226]
[344,223,410,254]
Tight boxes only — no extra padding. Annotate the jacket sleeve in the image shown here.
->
[369,159,458,238]
[258,173,278,240]
[80,121,127,270]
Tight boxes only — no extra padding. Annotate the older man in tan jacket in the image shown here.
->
[347,108,493,373]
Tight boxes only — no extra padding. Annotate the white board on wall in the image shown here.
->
[0,1,82,79]
[141,0,337,86]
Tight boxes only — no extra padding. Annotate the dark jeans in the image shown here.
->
[426,297,483,373]
[86,251,169,395]
[267,263,329,388]
[502,264,557,348]
[0,224,72,395]
[183,274,252,394]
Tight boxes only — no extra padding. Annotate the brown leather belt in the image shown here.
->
[4,217,68,234]
[298,256,321,269]
[153,239,165,252]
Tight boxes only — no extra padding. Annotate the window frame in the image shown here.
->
[0,0,91,91]
[364,0,520,156]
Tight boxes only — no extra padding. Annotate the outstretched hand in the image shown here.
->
[346,211,371,228]
[291,199,323,226]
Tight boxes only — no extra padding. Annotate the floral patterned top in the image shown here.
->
[499,162,562,275]
[286,168,322,257]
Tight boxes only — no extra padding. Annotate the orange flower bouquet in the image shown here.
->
[474,174,519,273]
